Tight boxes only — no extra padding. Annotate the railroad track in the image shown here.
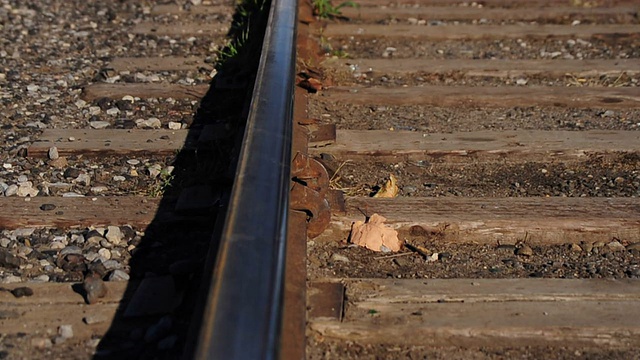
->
[293,0,640,359]
[1,0,640,359]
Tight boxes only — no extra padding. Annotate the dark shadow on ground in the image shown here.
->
[93,1,270,358]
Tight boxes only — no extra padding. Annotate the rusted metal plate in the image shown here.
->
[280,211,308,360]
[308,123,336,147]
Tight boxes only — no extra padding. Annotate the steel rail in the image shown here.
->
[192,0,297,357]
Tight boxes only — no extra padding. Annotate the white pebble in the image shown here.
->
[48,146,59,160]
[98,248,112,260]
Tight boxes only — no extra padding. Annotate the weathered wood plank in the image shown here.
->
[341,6,638,22]
[82,83,209,101]
[311,302,640,347]
[317,278,640,304]
[28,129,191,157]
[318,86,640,109]
[131,22,229,36]
[309,278,640,348]
[151,4,232,15]
[0,282,128,335]
[311,130,640,162]
[109,56,210,72]
[353,0,636,8]
[326,58,640,78]
[327,197,640,244]
[324,24,640,40]
[0,197,160,229]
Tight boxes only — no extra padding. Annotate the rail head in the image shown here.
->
[193,0,298,358]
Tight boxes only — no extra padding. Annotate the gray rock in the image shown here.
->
[148,164,162,178]
[167,121,181,130]
[136,118,161,129]
[32,274,50,282]
[103,260,121,271]
[13,228,35,237]
[98,248,111,260]
[89,121,110,129]
[16,182,38,197]
[75,173,91,186]
[83,315,108,325]
[607,241,626,251]
[569,243,582,252]
[17,175,28,183]
[1,275,22,284]
[100,239,113,249]
[109,269,130,281]
[60,245,83,256]
[0,238,10,247]
[90,185,108,194]
[580,241,593,253]
[0,249,23,268]
[50,241,65,250]
[48,146,59,160]
[58,325,73,339]
[515,244,534,257]
[105,226,123,245]
[330,253,350,263]
[70,234,86,244]
[62,192,84,197]
[4,184,18,196]
[627,242,640,251]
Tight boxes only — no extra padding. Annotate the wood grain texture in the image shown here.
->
[324,24,640,40]
[340,6,639,21]
[151,4,232,15]
[28,129,191,157]
[352,0,635,6]
[309,278,640,348]
[109,57,210,72]
[131,22,229,36]
[82,83,209,101]
[311,129,640,162]
[325,58,640,78]
[317,86,640,109]
[0,197,161,229]
[0,282,127,335]
[326,196,640,244]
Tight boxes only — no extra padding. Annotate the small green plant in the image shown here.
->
[149,170,175,197]
[312,0,358,19]
[216,26,250,66]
